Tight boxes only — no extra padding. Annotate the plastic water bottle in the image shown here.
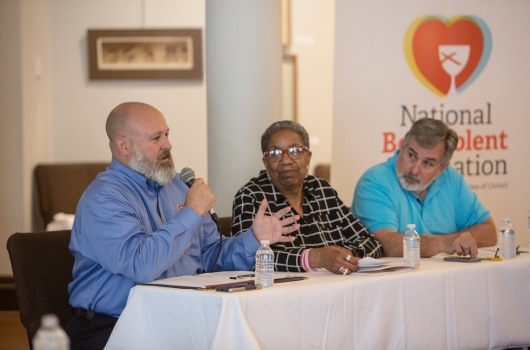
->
[33,314,70,350]
[499,218,516,260]
[255,240,274,287]
[403,224,420,267]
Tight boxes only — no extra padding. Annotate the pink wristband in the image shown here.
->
[302,248,314,271]
[300,249,307,270]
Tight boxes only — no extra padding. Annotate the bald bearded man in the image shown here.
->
[66,102,299,349]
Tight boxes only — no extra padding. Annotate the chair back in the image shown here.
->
[34,163,109,226]
[6,230,74,346]
[218,216,233,237]
[314,164,331,182]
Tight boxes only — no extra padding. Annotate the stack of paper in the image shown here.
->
[142,271,255,290]
[353,257,415,275]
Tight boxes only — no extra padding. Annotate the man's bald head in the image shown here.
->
[105,102,174,184]
[106,102,161,142]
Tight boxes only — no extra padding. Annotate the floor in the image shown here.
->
[0,311,30,350]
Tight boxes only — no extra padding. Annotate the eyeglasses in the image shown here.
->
[263,146,309,160]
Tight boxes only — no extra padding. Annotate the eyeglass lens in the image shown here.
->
[267,147,306,159]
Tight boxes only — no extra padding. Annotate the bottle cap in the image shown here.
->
[502,217,510,223]
[406,224,415,230]
[41,314,59,328]
[260,240,270,245]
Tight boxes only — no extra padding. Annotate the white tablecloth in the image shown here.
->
[105,252,530,349]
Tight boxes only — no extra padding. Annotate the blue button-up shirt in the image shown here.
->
[68,158,259,317]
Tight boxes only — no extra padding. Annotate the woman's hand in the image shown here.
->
[252,199,299,244]
[309,246,359,274]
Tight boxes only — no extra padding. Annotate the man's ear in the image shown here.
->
[115,136,130,156]
[438,162,449,177]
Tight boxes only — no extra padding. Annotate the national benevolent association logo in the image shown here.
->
[381,15,507,188]
[404,15,492,97]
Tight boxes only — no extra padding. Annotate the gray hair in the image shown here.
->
[261,120,310,153]
[402,119,458,165]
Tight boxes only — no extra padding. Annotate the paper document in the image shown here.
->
[353,257,415,275]
[142,271,255,290]
[141,271,308,290]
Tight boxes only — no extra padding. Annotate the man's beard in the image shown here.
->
[128,144,175,186]
[395,165,431,193]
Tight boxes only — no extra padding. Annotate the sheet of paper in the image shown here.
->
[145,271,254,289]
[352,257,415,276]
[143,271,308,289]
[358,257,414,268]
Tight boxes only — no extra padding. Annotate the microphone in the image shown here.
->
[180,167,223,273]
[179,167,220,224]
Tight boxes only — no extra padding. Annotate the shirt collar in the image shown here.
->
[259,169,319,201]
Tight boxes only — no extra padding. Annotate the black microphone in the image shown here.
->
[179,167,220,224]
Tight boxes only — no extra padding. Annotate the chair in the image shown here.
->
[218,216,233,237]
[314,164,331,182]
[6,230,74,347]
[34,162,109,228]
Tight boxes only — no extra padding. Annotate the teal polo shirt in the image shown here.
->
[352,151,491,235]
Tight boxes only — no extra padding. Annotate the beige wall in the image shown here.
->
[48,0,208,172]
[21,0,54,231]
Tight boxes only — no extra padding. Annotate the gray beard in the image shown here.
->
[395,164,432,193]
[128,144,175,186]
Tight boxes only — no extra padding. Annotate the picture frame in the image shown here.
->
[87,29,202,80]
[282,53,298,122]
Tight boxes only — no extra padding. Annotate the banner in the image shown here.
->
[333,0,530,246]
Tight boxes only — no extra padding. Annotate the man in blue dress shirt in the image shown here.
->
[66,102,299,349]
[352,118,496,260]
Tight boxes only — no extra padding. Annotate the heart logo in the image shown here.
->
[404,16,492,97]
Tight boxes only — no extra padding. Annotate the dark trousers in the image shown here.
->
[66,312,118,350]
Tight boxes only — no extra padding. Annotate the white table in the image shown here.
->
[106,252,530,349]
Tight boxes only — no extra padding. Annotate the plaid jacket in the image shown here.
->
[231,170,383,272]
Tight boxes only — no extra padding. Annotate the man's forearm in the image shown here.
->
[373,229,405,257]
[374,229,475,258]
[454,218,497,247]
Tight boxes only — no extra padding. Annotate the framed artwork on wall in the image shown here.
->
[87,29,202,80]
[282,53,298,121]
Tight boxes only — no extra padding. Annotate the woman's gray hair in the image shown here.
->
[402,118,458,165]
[261,120,310,153]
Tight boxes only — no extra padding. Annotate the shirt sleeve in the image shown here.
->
[352,168,401,233]
[231,187,257,237]
[453,170,491,230]
[200,211,260,272]
[232,186,306,272]
[83,188,203,283]
[335,194,383,258]
[84,185,260,282]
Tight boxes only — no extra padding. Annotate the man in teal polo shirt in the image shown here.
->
[352,119,496,259]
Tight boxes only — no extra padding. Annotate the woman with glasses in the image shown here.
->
[230,121,382,275]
